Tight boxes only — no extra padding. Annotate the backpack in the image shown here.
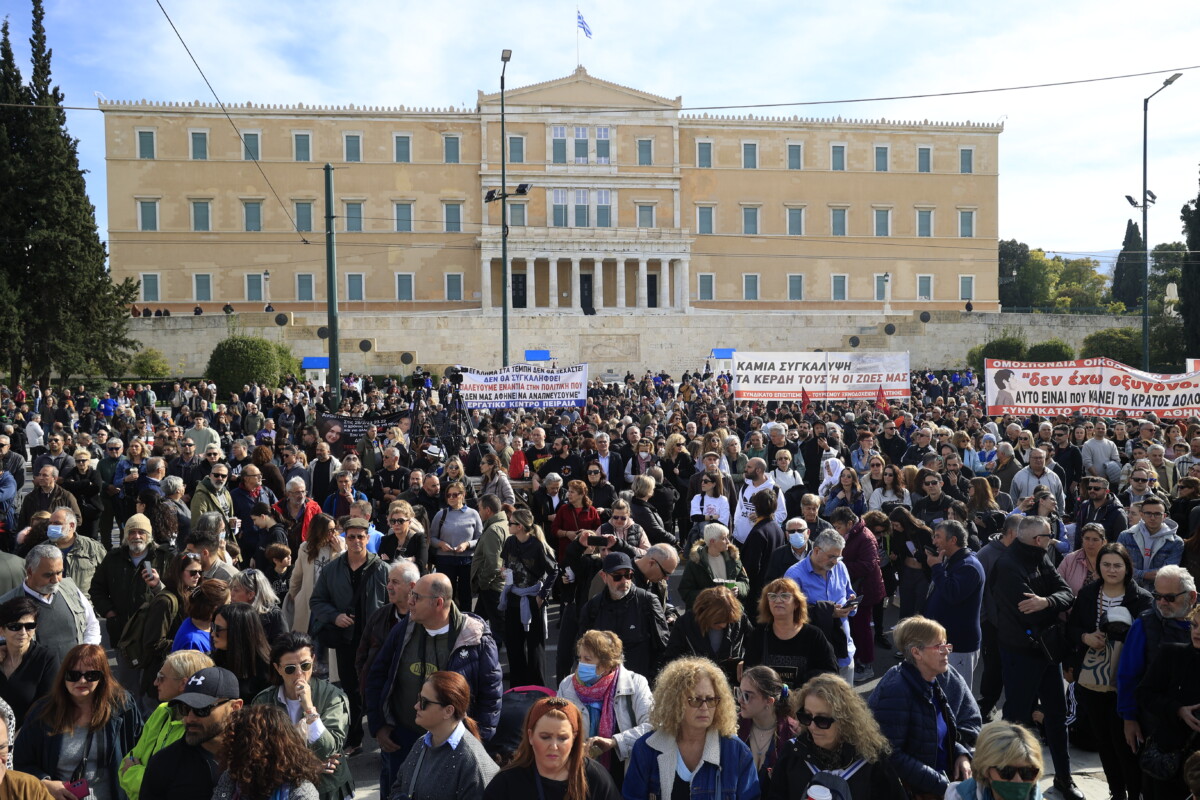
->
[118,591,178,668]
[805,757,867,800]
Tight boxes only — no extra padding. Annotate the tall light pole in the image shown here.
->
[1141,72,1182,371]
[500,49,512,367]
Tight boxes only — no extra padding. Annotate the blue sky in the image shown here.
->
[5,0,1199,270]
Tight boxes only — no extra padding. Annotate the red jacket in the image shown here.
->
[842,519,886,606]
[551,503,601,564]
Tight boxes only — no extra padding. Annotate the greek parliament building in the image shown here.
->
[102,67,1002,324]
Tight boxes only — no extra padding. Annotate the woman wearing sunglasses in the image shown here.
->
[252,632,352,800]
[768,673,904,800]
[14,643,143,800]
[943,721,1043,800]
[390,671,498,800]
[0,597,58,727]
[623,657,758,800]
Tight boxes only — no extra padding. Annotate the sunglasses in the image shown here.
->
[587,470,601,475]
[609,571,634,581]
[796,711,837,729]
[5,622,36,632]
[417,694,449,711]
[388,517,411,524]
[685,695,720,709]
[65,670,103,683]
[1153,591,1183,603]
[281,661,314,675]
[610,515,628,521]
[993,765,1039,782]
[171,698,230,719]
[924,480,940,486]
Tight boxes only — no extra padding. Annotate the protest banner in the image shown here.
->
[733,352,911,403]
[984,357,1200,419]
[457,363,588,409]
[317,411,405,458]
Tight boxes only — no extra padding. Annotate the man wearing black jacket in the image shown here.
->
[577,553,669,680]
[1072,477,1128,548]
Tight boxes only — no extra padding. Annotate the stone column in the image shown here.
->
[526,256,537,310]
[593,258,605,311]
[505,257,515,311]
[679,258,691,313]
[570,258,582,311]
[480,255,492,310]
[636,258,648,309]
[547,255,559,309]
[616,258,627,309]
[660,259,672,310]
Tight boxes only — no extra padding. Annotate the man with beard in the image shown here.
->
[140,667,244,800]
[537,435,585,483]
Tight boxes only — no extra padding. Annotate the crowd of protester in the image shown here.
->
[2,365,1200,799]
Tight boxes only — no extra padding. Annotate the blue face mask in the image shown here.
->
[46,524,64,541]
[788,531,807,550]
[576,662,600,685]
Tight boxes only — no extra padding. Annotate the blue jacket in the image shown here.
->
[364,607,502,741]
[0,469,16,532]
[867,662,981,795]
[321,489,367,516]
[623,729,760,800]
[1117,523,1184,588]
[924,549,985,652]
[1116,606,1192,722]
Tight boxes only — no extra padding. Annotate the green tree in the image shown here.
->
[1025,340,1075,362]
[968,334,1027,374]
[998,239,1030,308]
[1179,175,1200,360]
[1110,220,1145,310]
[1150,241,1187,301]
[128,348,170,378]
[204,336,280,393]
[0,3,138,387]
[1013,250,1061,309]
[1080,328,1141,365]
[272,341,302,382]
[1054,256,1109,310]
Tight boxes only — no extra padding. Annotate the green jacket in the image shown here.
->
[252,677,353,800]
[89,543,175,643]
[59,534,107,599]
[678,540,751,609]
[119,702,184,800]
[189,476,232,526]
[470,511,508,593]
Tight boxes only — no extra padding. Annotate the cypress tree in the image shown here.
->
[1180,173,1200,359]
[1110,220,1145,310]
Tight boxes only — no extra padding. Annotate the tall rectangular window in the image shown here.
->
[344,202,363,232]
[959,210,975,238]
[742,207,759,235]
[574,189,589,227]
[444,202,462,232]
[344,134,361,162]
[596,190,611,227]
[138,130,155,159]
[445,274,463,301]
[396,274,414,301]
[394,135,411,163]
[242,132,259,161]
[831,208,847,236]
[394,202,412,232]
[788,144,802,170]
[787,208,803,236]
[960,148,974,174]
[297,273,314,302]
[917,209,932,238]
[574,127,588,164]
[788,275,804,301]
[637,205,654,228]
[294,132,310,162]
[141,273,159,302]
[875,274,888,301]
[346,273,364,302]
[295,201,313,233]
[831,144,845,171]
[637,139,652,166]
[551,126,567,164]
[960,276,975,300]
[243,201,262,232]
[509,204,526,226]
[191,201,210,232]
[698,274,715,301]
[595,127,610,164]
[743,142,757,169]
[874,208,890,237]
[743,274,759,301]
[552,189,568,227]
[832,274,848,301]
[917,146,931,173]
[918,275,933,300]
[697,206,713,235]
[194,274,212,302]
[697,141,712,168]
[191,131,207,160]
[246,273,264,302]
[875,146,889,172]
[443,136,460,164]
[138,200,158,231]
[508,136,524,164]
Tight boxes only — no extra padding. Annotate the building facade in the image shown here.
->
[102,67,1002,315]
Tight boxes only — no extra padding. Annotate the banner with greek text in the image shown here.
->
[733,352,912,402]
[985,357,1200,418]
[457,363,588,409]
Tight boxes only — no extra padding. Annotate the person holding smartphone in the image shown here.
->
[499,509,559,687]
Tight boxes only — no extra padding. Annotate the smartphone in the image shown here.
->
[143,561,154,579]
[924,545,939,557]
[586,534,608,547]
[842,596,861,608]
[65,780,89,800]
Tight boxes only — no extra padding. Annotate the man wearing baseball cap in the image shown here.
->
[576,552,669,679]
[139,667,243,800]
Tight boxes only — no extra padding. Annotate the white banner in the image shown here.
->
[985,357,1200,418]
[733,352,912,402]
[457,363,588,409]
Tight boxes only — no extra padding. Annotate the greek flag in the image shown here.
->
[577,11,593,39]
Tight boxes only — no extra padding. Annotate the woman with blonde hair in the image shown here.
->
[743,577,837,690]
[943,721,1044,800]
[623,657,758,799]
[768,673,904,800]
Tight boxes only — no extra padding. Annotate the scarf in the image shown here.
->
[248,485,263,501]
[572,666,620,768]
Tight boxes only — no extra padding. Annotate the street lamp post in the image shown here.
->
[500,49,511,367]
[1141,72,1182,371]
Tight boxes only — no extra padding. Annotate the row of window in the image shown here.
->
[135,199,460,234]
[724,273,975,302]
[704,206,976,238]
[133,127,975,173]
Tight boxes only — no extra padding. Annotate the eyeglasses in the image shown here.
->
[184,568,204,577]
[766,592,795,603]
[1142,511,1164,517]
[210,473,228,480]
[1131,477,1149,483]
[417,694,449,711]
[610,515,628,521]
[736,689,758,703]
[409,590,437,602]
[170,698,230,719]
[388,517,411,524]
[281,661,314,675]
[181,443,194,448]
[924,480,941,487]
[1153,591,1183,603]
[5,622,37,632]
[212,624,228,635]
[919,642,954,654]
[446,492,464,499]
[65,670,103,683]
[796,711,837,729]
[609,571,634,582]
[993,765,1040,782]
[685,695,720,709]
[106,446,121,452]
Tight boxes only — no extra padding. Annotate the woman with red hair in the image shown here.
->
[484,696,620,800]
